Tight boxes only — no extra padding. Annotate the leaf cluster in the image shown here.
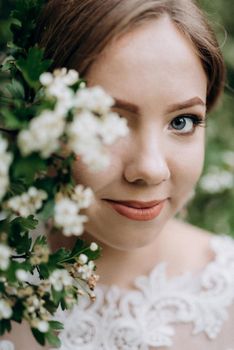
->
[0,1,101,347]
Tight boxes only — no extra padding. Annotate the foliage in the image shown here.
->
[0,0,128,347]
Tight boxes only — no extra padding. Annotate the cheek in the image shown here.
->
[72,137,126,189]
[72,153,120,192]
[72,159,105,191]
[171,138,205,197]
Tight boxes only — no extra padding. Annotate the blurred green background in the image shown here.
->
[0,0,233,236]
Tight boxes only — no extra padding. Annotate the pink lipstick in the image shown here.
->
[103,199,166,221]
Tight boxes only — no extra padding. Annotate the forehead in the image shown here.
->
[86,15,207,112]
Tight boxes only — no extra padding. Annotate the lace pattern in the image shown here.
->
[51,235,234,349]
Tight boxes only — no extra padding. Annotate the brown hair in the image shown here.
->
[36,0,225,112]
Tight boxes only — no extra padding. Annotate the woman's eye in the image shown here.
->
[169,115,204,134]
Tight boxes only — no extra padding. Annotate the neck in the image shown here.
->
[84,218,179,288]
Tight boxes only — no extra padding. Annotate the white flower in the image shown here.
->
[51,68,79,87]
[66,111,111,171]
[77,260,95,280]
[0,340,15,350]
[74,86,114,114]
[67,110,100,140]
[40,69,79,116]
[79,82,86,89]
[16,269,28,282]
[78,254,88,265]
[66,108,129,172]
[90,242,98,251]
[54,197,78,227]
[0,244,11,271]
[26,295,41,313]
[99,112,129,145]
[31,318,49,333]
[0,136,13,201]
[49,269,73,291]
[71,185,94,209]
[37,320,49,333]
[200,168,234,194]
[6,187,47,217]
[61,69,79,86]
[70,136,110,172]
[0,300,12,319]
[62,214,88,236]
[54,195,88,236]
[39,72,53,86]
[17,110,65,158]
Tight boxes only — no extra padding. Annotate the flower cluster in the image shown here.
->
[0,63,127,347]
[17,109,66,158]
[200,167,234,194]
[49,269,73,292]
[67,86,129,171]
[0,299,12,320]
[0,243,11,271]
[0,2,129,346]
[54,185,94,236]
[6,186,48,217]
[17,68,129,172]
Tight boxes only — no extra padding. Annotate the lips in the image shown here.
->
[103,199,166,221]
[105,199,163,209]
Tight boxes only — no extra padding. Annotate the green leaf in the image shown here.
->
[35,177,59,197]
[37,199,55,221]
[48,320,64,331]
[43,298,58,314]
[11,215,38,231]
[37,263,50,279]
[12,300,24,322]
[0,282,5,293]
[70,239,101,262]
[33,235,47,247]
[51,287,64,305]
[10,0,46,49]
[0,108,26,129]
[45,331,61,347]
[31,327,46,346]
[5,261,20,282]
[9,216,37,253]
[0,319,11,336]
[13,231,32,255]
[49,248,71,265]
[0,56,15,72]
[6,79,25,99]
[0,219,9,235]
[9,179,28,196]
[70,239,86,258]
[16,47,52,89]
[11,153,47,183]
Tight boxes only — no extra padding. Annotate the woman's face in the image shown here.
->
[72,15,207,250]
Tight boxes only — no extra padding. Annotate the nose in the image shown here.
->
[123,134,170,186]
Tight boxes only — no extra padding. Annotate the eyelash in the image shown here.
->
[169,114,206,135]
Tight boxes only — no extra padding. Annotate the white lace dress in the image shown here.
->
[53,234,234,350]
[1,234,234,350]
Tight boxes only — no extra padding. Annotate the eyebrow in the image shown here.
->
[112,96,205,116]
[113,98,141,116]
[166,97,206,113]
